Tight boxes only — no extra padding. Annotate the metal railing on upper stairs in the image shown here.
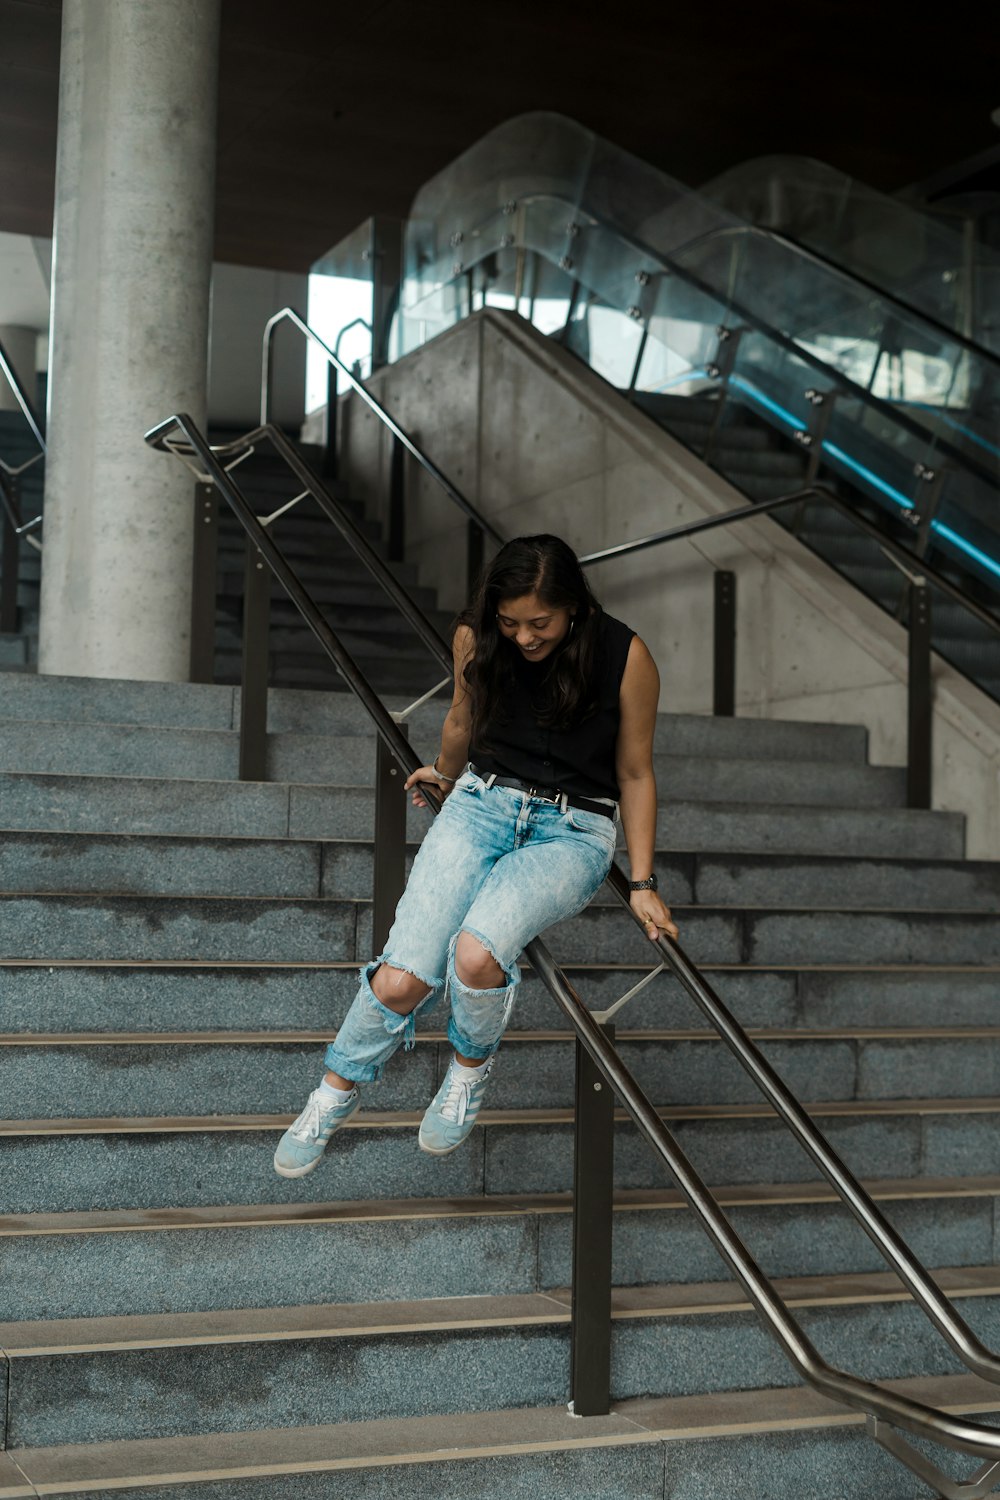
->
[254,310,1000,810]
[0,336,45,638]
[149,378,1000,1499]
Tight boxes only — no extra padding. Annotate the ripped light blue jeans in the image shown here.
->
[324,768,618,1082]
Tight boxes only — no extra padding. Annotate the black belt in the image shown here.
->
[469,765,616,821]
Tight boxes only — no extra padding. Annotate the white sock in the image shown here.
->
[452,1057,491,1080]
[317,1077,355,1104]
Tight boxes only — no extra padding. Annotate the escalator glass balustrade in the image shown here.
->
[309,113,1000,704]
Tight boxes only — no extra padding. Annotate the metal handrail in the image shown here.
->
[334,315,373,366]
[579,483,1000,643]
[0,337,46,455]
[149,409,1000,1492]
[260,307,503,544]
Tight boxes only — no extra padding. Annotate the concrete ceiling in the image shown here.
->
[2,0,999,274]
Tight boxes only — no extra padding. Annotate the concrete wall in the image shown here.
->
[0,232,306,432]
[340,308,1000,858]
[208,262,306,430]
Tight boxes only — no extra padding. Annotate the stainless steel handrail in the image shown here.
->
[149,409,1000,1492]
[0,337,46,455]
[260,307,503,544]
[334,315,373,366]
[579,483,1000,642]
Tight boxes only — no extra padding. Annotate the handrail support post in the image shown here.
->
[189,482,218,683]
[702,324,744,465]
[1,475,20,636]
[238,542,271,781]
[373,725,408,952]
[570,1021,616,1417]
[388,435,405,562]
[907,579,932,809]
[713,570,736,716]
[323,362,338,480]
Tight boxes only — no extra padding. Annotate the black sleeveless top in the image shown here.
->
[469,611,636,801]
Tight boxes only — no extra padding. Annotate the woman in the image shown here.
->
[274,533,677,1177]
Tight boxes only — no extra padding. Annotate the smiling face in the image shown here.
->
[496,591,575,662]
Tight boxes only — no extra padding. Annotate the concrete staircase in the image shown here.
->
[2,661,1000,1497]
[209,445,452,695]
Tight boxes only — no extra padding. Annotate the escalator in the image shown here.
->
[310,112,1000,702]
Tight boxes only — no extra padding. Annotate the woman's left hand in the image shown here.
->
[630,890,678,943]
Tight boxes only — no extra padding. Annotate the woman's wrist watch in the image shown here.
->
[629,874,658,891]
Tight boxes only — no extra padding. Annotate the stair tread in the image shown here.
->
[3,1264,999,1354]
[7,1095,1000,1136]
[3,1173,999,1237]
[6,1371,1000,1493]
[7,1023,1000,1046]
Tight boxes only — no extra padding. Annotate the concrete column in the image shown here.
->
[39,0,220,681]
[0,326,39,415]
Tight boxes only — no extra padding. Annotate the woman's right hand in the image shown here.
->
[404,765,454,809]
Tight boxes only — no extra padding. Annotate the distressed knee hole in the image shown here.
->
[454,930,506,990]
[369,962,432,1014]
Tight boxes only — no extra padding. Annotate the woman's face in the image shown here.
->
[496,591,575,662]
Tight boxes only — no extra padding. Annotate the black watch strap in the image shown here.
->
[629,874,658,891]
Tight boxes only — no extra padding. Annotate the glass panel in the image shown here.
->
[702,154,1000,357]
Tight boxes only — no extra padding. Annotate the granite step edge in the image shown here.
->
[4,1264,1000,1355]
[6,1372,1000,1496]
[5,1095,1000,1136]
[4,1172,1000,1238]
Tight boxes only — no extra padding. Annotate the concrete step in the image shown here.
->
[713,443,807,480]
[0,892,363,962]
[213,651,443,694]
[218,572,442,611]
[1,893,997,965]
[0,724,902,805]
[0,634,29,669]
[7,1025,1000,1120]
[2,1375,992,1498]
[214,545,407,582]
[213,625,442,664]
[0,772,963,855]
[214,513,383,553]
[4,833,997,910]
[1,961,998,1035]
[4,1267,1000,1449]
[1,1096,998,1212]
[0,1174,995,1323]
[263,598,454,637]
[0,672,873,764]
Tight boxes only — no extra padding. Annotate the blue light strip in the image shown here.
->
[820,443,913,511]
[930,520,1000,583]
[729,374,800,431]
[649,366,709,393]
[725,373,1000,584]
[730,375,915,509]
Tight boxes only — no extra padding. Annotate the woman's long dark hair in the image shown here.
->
[460,534,602,748]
